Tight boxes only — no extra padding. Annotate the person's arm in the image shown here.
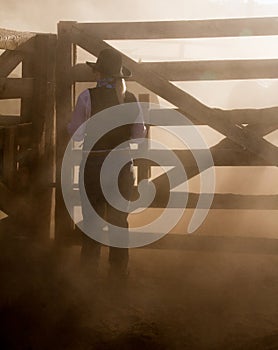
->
[131,101,147,141]
[67,90,91,142]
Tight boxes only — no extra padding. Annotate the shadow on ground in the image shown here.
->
[1,227,278,350]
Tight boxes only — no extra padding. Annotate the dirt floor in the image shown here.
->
[1,225,278,350]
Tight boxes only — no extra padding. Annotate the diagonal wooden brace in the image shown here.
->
[70,25,278,166]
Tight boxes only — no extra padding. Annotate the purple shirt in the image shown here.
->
[67,89,146,143]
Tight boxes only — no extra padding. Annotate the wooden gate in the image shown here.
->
[55,19,278,245]
[0,29,56,238]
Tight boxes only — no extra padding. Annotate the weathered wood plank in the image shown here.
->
[137,94,151,181]
[150,163,207,192]
[219,107,278,126]
[0,129,4,149]
[0,78,34,99]
[66,230,278,252]
[0,181,33,225]
[25,34,56,239]
[71,27,278,166]
[73,59,278,81]
[37,34,56,239]
[17,123,33,146]
[149,107,278,126]
[20,52,35,123]
[135,149,270,166]
[31,35,49,147]
[0,115,20,126]
[244,122,278,137]
[55,22,77,242]
[147,235,278,254]
[134,148,268,191]
[143,59,278,81]
[75,17,278,39]
[43,34,56,176]
[67,188,278,210]
[2,127,17,188]
[69,147,271,168]
[149,193,278,210]
[0,49,24,77]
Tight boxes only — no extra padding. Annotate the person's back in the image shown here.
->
[83,86,139,152]
[68,48,146,278]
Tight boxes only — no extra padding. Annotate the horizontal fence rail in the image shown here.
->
[54,20,278,244]
[0,78,34,99]
[73,59,278,82]
[75,17,278,39]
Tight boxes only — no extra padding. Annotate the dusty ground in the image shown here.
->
[1,224,278,350]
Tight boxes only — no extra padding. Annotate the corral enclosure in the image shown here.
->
[0,16,278,350]
[0,18,277,241]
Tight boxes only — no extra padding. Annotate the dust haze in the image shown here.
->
[1,1,278,349]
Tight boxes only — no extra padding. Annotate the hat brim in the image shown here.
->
[86,61,132,78]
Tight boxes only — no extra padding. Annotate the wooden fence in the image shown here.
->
[55,19,278,244]
[0,19,277,244]
[0,29,56,238]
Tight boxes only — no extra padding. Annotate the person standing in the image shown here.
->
[68,48,146,277]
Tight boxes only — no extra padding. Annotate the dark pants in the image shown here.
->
[80,155,135,272]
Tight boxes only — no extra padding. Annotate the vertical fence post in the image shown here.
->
[137,93,151,183]
[24,34,57,239]
[37,33,56,239]
[2,127,17,189]
[19,42,35,194]
[55,21,77,243]
[21,38,36,124]
[44,34,57,239]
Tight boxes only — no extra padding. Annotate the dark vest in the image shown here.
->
[83,87,138,151]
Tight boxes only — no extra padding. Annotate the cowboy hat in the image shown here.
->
[86,48,131,78]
